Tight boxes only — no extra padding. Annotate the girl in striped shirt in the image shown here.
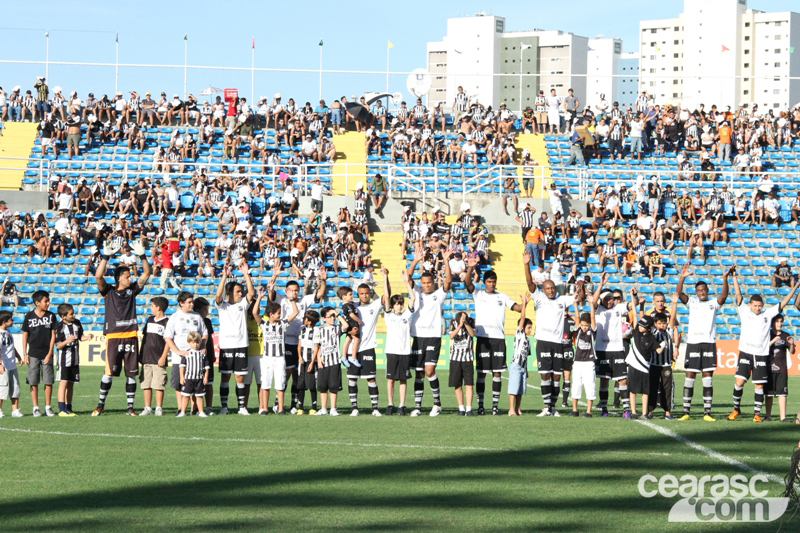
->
[508,293,532,416]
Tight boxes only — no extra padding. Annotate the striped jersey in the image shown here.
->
[512,330,531,366]
[449,317,474,362]
[313,323,343,367]
[260,321,287,357]
[518,208,535,228]
[412,105,427,119]
[56,319,84,368]
[299,325,315,364]
[651,327,674,366]
[180,349,209,380]
[454,93,469,112]
[626,329,659,373]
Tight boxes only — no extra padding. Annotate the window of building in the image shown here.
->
[673,93,678,98]
[744,90,749,95]
[776,35,782,40]
[745,36,750,41]
[674,40,679,45]
[744,63,749,68]
[775,62,781,67]
[651,29,656,34]
[775,21,782,27]
[673,80,679,85]
[744,49,750,54]
[744,77,750,81]
[774,89,781,94]
[674,53,679,58]
[651,42,656,47]
[673,66,679,71]
[745,22,750,27]
[775,48,781,53]
[674,26,680,31]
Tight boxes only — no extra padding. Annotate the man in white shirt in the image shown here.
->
[309,177,328,213]
[525,252,584,416]
[164,291,208,409]
[549,183,563,216]
[676,263,734,421]
[546,88,562,134]
[214,233,233,263]
[301,134,318,162]
[727,272,799,422]
[465,256,521,416]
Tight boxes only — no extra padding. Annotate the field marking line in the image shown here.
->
[0,427,505,453]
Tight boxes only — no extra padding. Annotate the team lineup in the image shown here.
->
[0,238,797,420]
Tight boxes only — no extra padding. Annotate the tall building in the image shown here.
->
[639,0,800,110]
[617,52,640,109]
[426,14,617,112]
[587,37,623,111]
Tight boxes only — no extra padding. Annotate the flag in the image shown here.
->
[184,34,188,41]
[721,44,730,52]
[45,30,49,38]
[252,37,255,49]
[319,39,323,46]
[388,40,394,49]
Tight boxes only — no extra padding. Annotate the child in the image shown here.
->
[449,311,476,416]
[571,311,597,417]
[54,304,93,416]
[252,288,298,415]
[508,293,532,416]
[382,266,416,416]
[648,294,680,420]
[626,315,665,419]
[765,314,793,422]
[0,311,24,417]
[194,297,216,415]
[21,290,56,417]
[296,310,320,415]
[311,306,349,416]
[177,331,209,418]
[139,297,169,416]
[336,286,361,368]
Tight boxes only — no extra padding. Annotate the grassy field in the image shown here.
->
[1,367,799,532]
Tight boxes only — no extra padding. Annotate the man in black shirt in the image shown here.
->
[772,260,793,288]
[133,178,153,216]
[139,297,169,416]
[21,290,56,416]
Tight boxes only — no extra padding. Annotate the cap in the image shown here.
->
[637,316,654,329]
[356,182,364,190]
[433,205,441,213]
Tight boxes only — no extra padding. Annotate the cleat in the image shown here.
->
[175,411,185,418]
[308,409,317,415]
[477,406,485,416]
[398,406,407,416]
[350,409,359,417]
[33,407,41,417]
[465,410,476,417]
[312,408,328,416]
[644,413,654,420]
[290,407,297,415]
[45,406,55,417]
[678,414,691,421]
[561,400,568,408]
[550,407,560,417]
[781,418,793,423]
[218,407,229,415]
[703,414,716,422]
[372,409,382,417]
[297,409,304,416]
[140,407,152,417]
[570,411,580,417]
[430,405,442,417]
[753,414,763,423]
[11,410,24,418]
[259,410,268,416]
[537,408,551,417]
[762,416,771,422]
[410,409,421,417]
[664,414,674,420]
[155,407,163,416]
[601,409,609,417]
[277,411,287,415]
[622,411,631,419]
[630,413,639,420]
[204,408,213,416]
[126,408,137,416]
[613,401,621,409]
[272,404,279,414]
[385,405,394,416]
[58,411,76,417]
[91,406,104,417]
[329,408,340,417]
[197,412,208,418]
[727,410,739,421]
[492,407,500,416]
[457,410,466,416]
[238,408,250,416]
[582,412,593,418]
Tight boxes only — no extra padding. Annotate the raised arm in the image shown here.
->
[381,266,391,311]
[131,239,151,287]
[404,269,415,310]
[267,257,281,302]
[733,271,743,307]
[676,264,690,305]
[628,286,639,313]
[669,292,681,350]
[286,299,299,324]
[717,265,734,306]
[252,286,266,324]
[95,257,109,293]
[523,251,537,293]
[442,249,453,292]
[518,292,531,330]
[314,266,327,302]
[592,272,609,310]
[215,265,231,306]
[464,255,479,294]
[779,278,800,311]
[407,249,423,288]
[242,262,255,303]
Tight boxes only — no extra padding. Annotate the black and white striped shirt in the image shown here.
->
[56,320,84,368]
[475,238,488,254]
[412,105,427,119]
[313,323,343,367]
[471,130,486,144]
[260,321,287,357]
[299,325,315,363]
[449,317,474,362]
[397,107,410,119]
[609,124,623,141]
[601,243,617,256]
[354,192,367,212]
[512,330,531,366]
[180,349,209,380]
[454,93,469,112]
[651,328,674,367]
[518,209,535,228]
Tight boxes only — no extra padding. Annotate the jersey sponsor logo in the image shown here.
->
[493,351,504,357]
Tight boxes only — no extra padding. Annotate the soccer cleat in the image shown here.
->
[477,406,485,416]
[297,409,305,416]
[561,400,568,408]
[290,407,297,415]
[613,400,621,409]
[205,408,214,416]
[259,410,268,416]
[570,411,580,417]
[308,409,317,416]
[492,407,500,416]
[601,409,609,417]
[664,414,674,420]
[703,414,716,422]
[630,413,639,420]
[410,409,421,417]
[430,405,442,417]
[11,410,24,418]
[644,413,654,420]
[329,408,340,417]
[155,407,163,416]
[372,409,382,417]
[762,416,771,422]
[385,405,394,416]
[175,411,185,418]
[550,408,560,417]
[537,408,551,417]
[753,414,763,423]
[727,410,740,421]
[45,406,55,417]
[622,411,632,419]
[465,410,476,417]
[140,407,152,417]
[197,412,208,418]
[781,418,793,423]
[58,411,76,417]
[0,410,4,418]
[350,409,359,417]
[277,411,287,415]
[218,407,229,415]
[312,408,328,416]
[91,406,104,417]
[458,410,466,416]
[32,407,41,417]
[398,406,407,416]
[272,404,279,414]
[126,407,137,416]
[677,414,691,421]
[238,407,250,416]
[582,413,593,418]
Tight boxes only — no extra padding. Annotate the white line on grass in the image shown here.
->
[0,427,505,453]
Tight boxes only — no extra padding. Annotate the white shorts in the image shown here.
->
[41,138,53,147]
[0,367,21,400]
[242,356,261,386]
[571,361,597,401]
[259,357,287,391]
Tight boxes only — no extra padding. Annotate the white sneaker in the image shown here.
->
[350,408,359,417]
[313,408,328,416]
[197,412,208,418]
[410,409,421,417]
[155,407,163,417]
[238,407,250,415]
[330,408,340,417]
[140,407,152,417]
[429,405,442,417]
[372,409,382,417]
[272,404,279,414]
[0,410,4,418]
[290,407,297,415]
[33,407,41,417]
[204,408,214,416]
[175,411,186,418]
[11,409,23,418]
[218,407,229,415]
[45,406,55,417]
[551,410,561,418]
[537,408,551,417]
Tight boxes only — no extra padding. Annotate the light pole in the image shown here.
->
[519,44,531,115]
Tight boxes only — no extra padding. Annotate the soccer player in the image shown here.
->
[311,306,349,416]
[0,310,24,418]
[252,288,298,415]
[524,251,584,416]
[22,290,56,416]
[92,240,151,416]
[347,277,386,418]
[591,273,638,417]
[139,297,169,416]
[54,303,92,416]
[508,293,532,416]
[176,331,209,418]
[267,264,327,413]
[728,274,798,422]
[214,264,255,415]
[676,264,734,421]
[405,249,453,417]
[164,291,208,414]
[296,310,320,415]
[382,266,415,416]
[465,255,522,415]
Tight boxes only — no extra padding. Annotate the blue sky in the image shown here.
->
[0,0,797,104]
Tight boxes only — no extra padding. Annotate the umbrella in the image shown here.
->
[199,86,223,96]
[344,102,372,123]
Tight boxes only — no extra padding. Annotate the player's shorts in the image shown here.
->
[475,337,507,374]
[26,357,54,386]
[767,372,788,397]
[205,355,214,385]
[242,356,261,386]
[259,356,287,391]
[0,367,21,400]
[560,344,575,373]
[317,365,342,393]
[218,347,248,375]
[140,364,167,390]
[536,340,561,375]
[284,343,299,370]
[608,351,628,380]
[106,336,139,378]
[684,342,717,373]
[594,351,613,380]
[385,353,411,381]
[297,360,317,391]
[627,366,650,395]
[448,360,475,387]
[170,363,182,390]
[347,348,377,379]
[181,378,206,397]
[57,364,80,383]
[410,337,442,371]
[735,351,769,385]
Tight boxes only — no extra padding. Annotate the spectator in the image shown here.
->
[598,238,619,272]
[773,260,793,288]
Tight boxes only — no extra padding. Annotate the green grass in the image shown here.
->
[1,368,800,532]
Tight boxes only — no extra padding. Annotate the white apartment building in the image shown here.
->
[617,52,640,109]
[640,0,800,110]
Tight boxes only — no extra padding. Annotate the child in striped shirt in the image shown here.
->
[449,311,476,416]
[508,293,532,416]
[178,331,209,418]
[252,287,298,415]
